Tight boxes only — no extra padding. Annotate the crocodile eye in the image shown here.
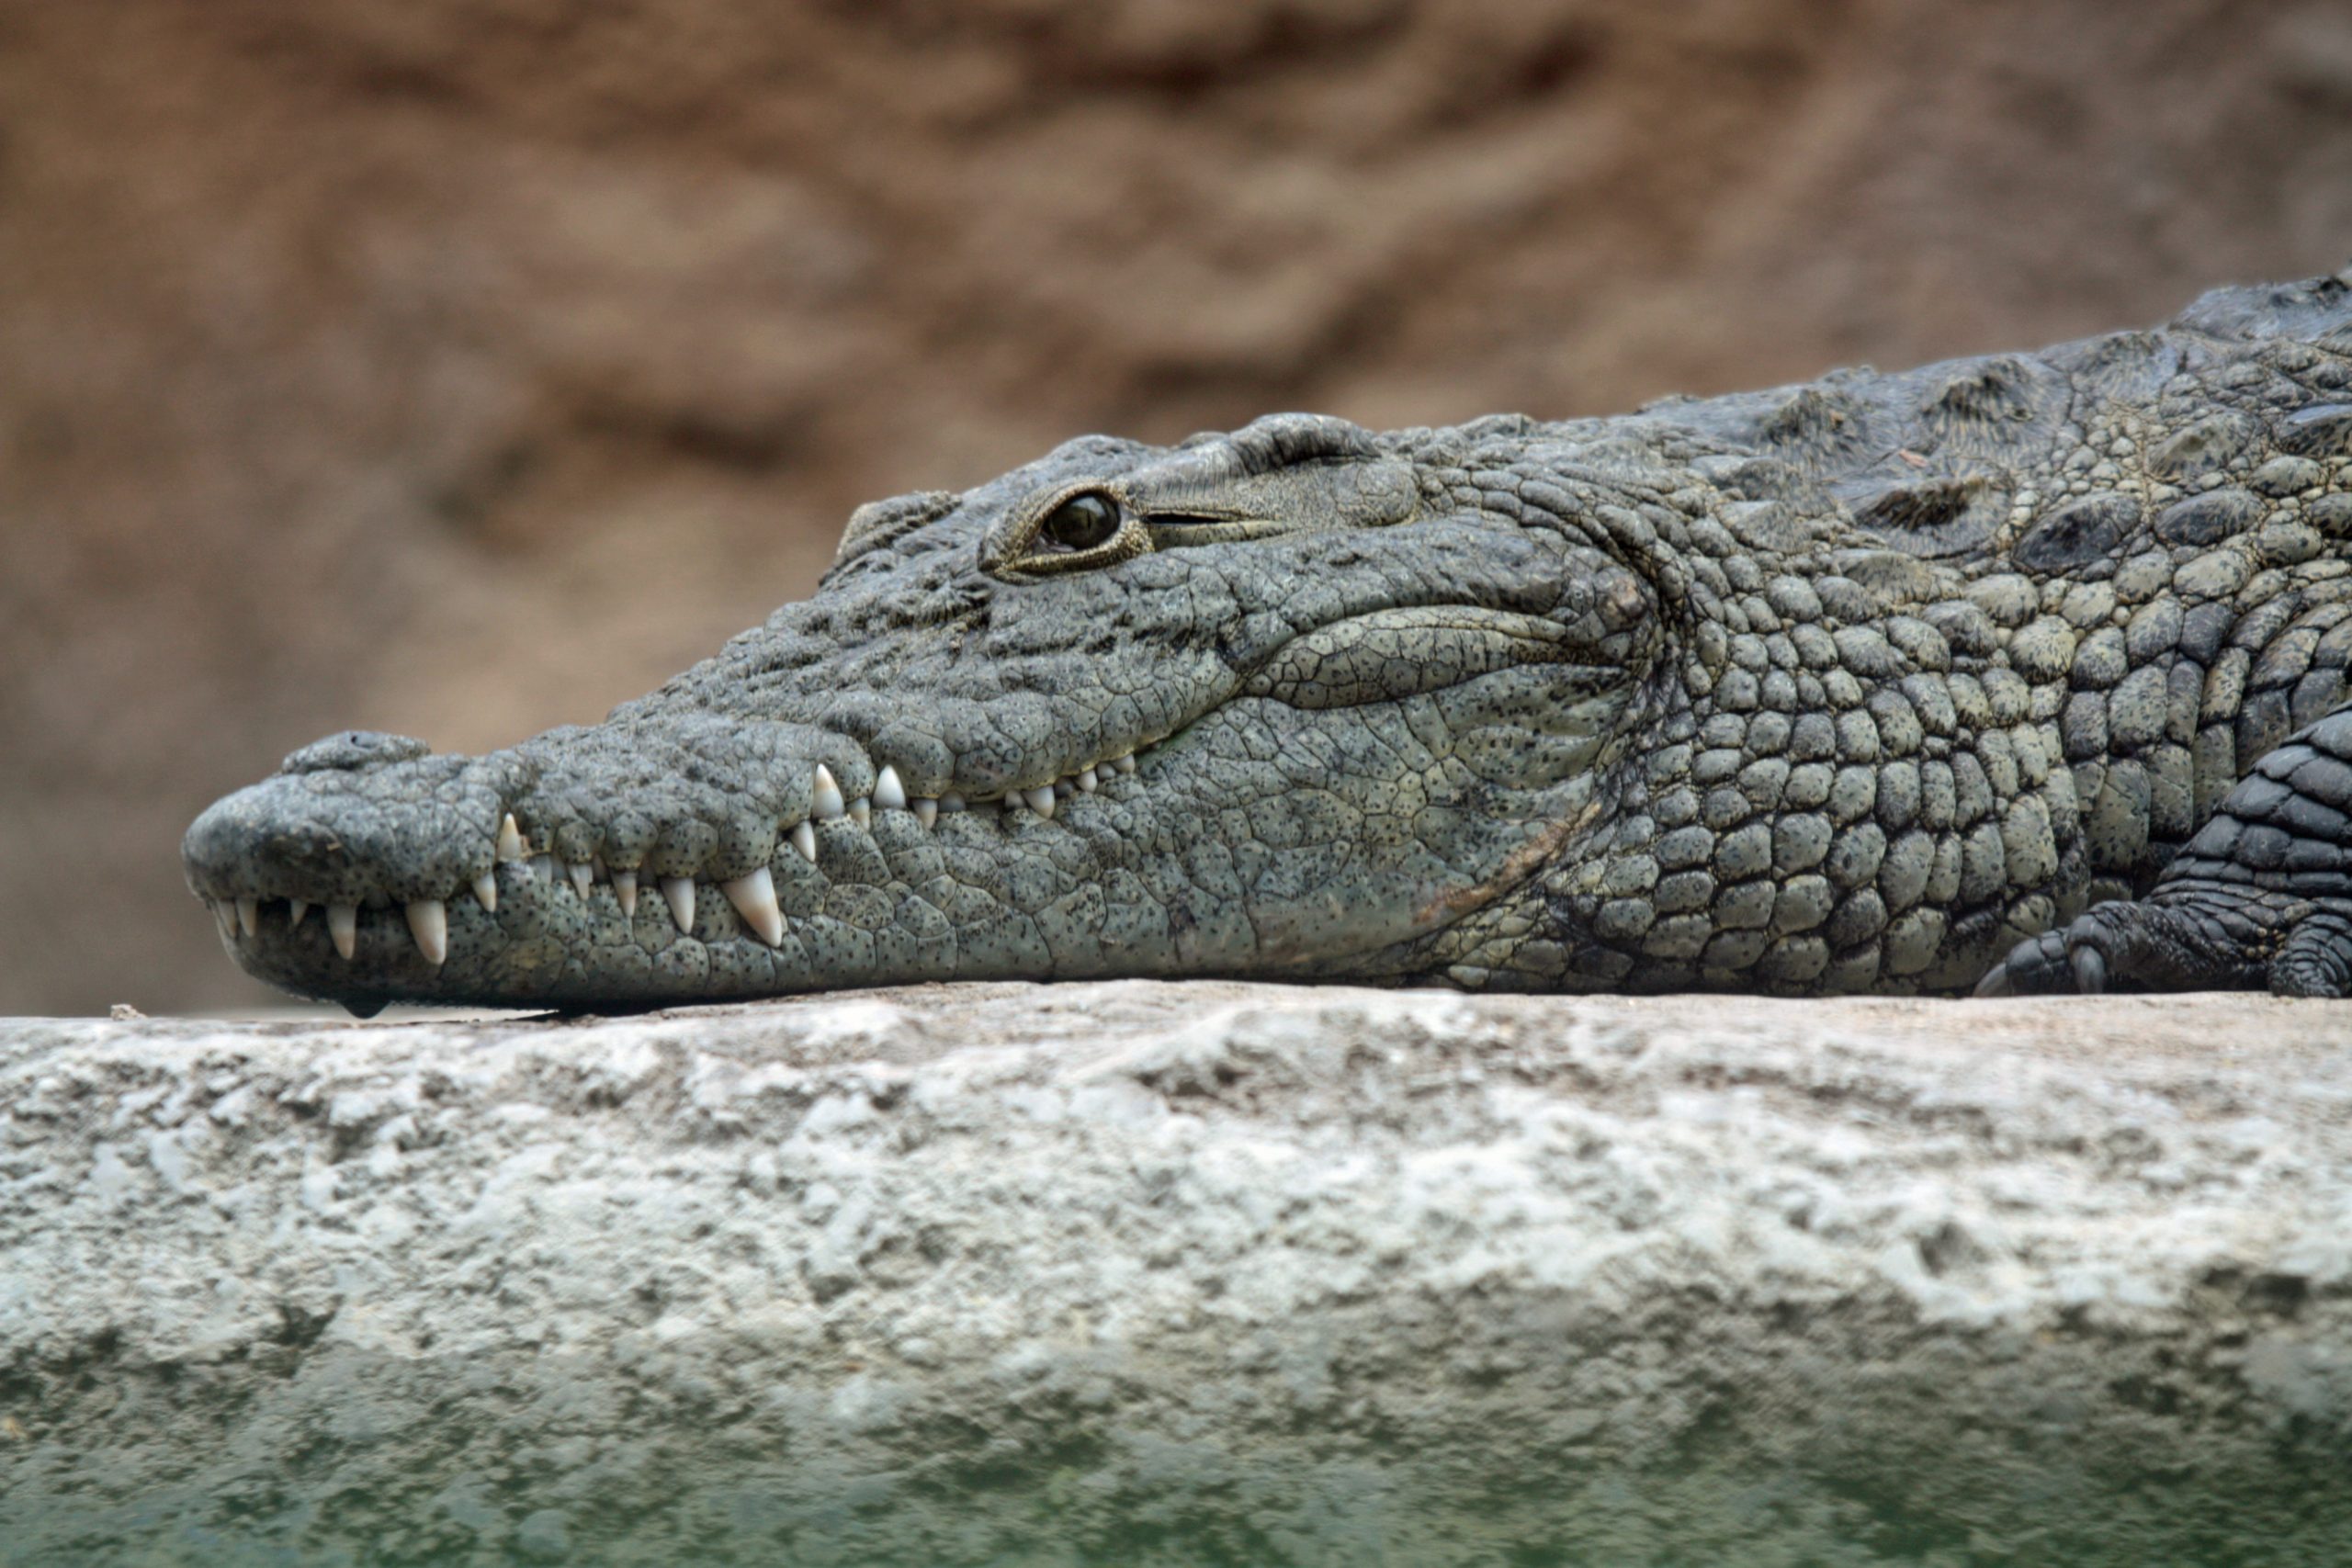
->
[1038,491,1123,552]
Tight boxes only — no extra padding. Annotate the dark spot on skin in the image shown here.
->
[2278,404,2352,457]
[2014,492,2138,572]
[2146,412,2256,480]
[2155,488,2261,547]
[1848,475,2005,558]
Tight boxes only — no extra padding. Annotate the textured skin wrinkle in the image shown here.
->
[185,275,2352,1010]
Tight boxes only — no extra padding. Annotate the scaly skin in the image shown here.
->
[186,273,2352,1013]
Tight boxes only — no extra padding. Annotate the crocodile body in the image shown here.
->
[187,272,2352,1013]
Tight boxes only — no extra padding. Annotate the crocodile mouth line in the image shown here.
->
[200,739,1161,971]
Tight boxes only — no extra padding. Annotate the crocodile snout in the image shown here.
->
[184,720,1163,1013]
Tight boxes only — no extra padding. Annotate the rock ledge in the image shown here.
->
[4,983,2349,1564]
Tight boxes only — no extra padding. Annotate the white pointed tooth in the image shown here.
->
[850,797,871,828]
[939,793,966,813]
[912,798,937,829]
[328,904,358,960]
[1022,785,1057,819]
[1114,752,1137,774]
[210,901,235,939]
[569,861,594,899]
[468,873,495,914]
[791,820,818,862]
[289,898,311,928]
[662,876,695,933]
[235,897,259,938]
[721,866,785,947]
[874,765,907,811]
[404,899,447,966]
[811,764,845,820]
[529,853,555,884]
[612,870,638,918]
[1077,766,1099,793]
[496,814,526,863]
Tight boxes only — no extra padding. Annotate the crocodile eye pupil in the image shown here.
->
[1041,492,1121,551]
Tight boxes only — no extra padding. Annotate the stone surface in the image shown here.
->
[4,981,2349,1564]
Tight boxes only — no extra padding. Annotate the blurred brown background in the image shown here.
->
[3,0,2349,1016]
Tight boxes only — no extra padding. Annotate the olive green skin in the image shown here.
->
[186,273,2352,1010]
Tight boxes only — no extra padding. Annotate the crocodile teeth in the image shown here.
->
[850,797,871,829]
[569,861,594,900]
[940,793,966,813]
[530,854,556,884]
[791,821,818,863]
[210,901,235,940]
[811,764,845,820]
[721,866,784,946]
[328,904,358,960]
[912,798,937,829]
[496,814,526,863]
[1077,767,1098,794]
[289,898,311,929]
[1022,785,1057,819]
[874,765,907,811]
[1114,753,1136,775]
[405,899,447,966]
[612,870,638,918]
[662,875,695,933]
[235,897,259,938]
[471,873,497,914]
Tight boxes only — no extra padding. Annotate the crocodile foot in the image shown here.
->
[1971,894,2341,996]
[1979,709,2352,998]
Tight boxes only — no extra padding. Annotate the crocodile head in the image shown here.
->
[184,413,1676,1013]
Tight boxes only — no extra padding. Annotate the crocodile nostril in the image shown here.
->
[279,731,433,775]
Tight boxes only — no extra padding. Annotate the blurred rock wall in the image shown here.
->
[4,0,2350,1014]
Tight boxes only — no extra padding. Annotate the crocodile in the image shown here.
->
[186,271,2352,1015]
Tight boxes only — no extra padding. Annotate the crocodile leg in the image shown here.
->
[1978,708,2352,998]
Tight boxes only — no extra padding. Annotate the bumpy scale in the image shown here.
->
[185,273,2352,1013]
